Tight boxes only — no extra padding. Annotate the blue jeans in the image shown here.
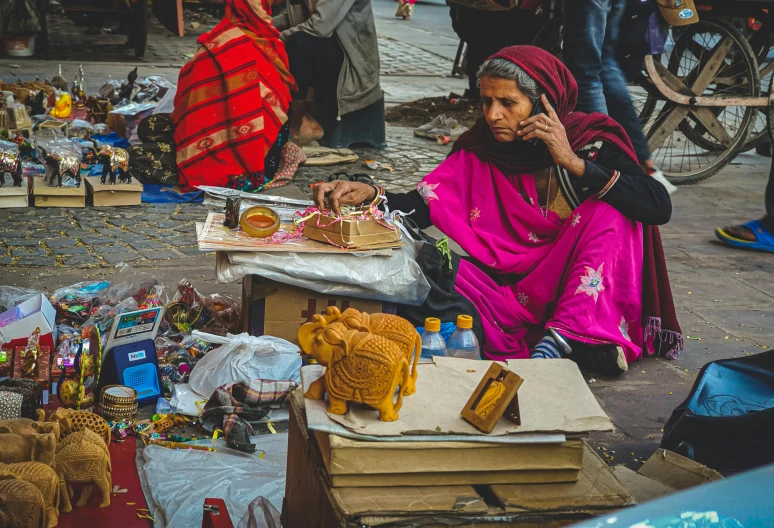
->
[562,0,651,164]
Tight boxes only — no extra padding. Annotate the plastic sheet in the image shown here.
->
[0,286,44,312]
[239,497,280,528]
[188,332,301,399]
[138,433,288,528]
[219,240,431,306]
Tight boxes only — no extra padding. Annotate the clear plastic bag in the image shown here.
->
[97,263,163,307]
[166,280,240,335]
[50,280,111,324]
[68,119,94,140]
[0,286,43,313]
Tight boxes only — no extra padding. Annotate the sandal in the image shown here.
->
[715,219,774,253]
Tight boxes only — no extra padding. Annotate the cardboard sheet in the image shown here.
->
[490,444,634,512]
[611,466,675,504]
[332,486,488,517]
[303,357,613,437]
[639,448,723,490]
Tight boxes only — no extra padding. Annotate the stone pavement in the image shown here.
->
[0,0,772,470]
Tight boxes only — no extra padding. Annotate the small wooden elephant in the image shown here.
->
[52,429,112,513]
[98,145,130,185]
[0,463,59,528]
[0,433,56,466]
[40,148,80,188]
[300,307,421,395]
[0,413,61,440]
[0,478,45,528]
[46,408,110,445]
[300,322,409,422]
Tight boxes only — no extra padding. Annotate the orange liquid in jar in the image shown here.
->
[245,214,275,228]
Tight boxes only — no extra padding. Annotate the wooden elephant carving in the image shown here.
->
[0,478,45,528]
[52,429,112,513]
[46,408,110,445]
[300,322,409,421]
[0,412,61,440]
[0,433,56,466]
[0,462,59,528]
[299,307,421,395]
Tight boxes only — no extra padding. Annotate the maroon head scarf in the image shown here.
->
[452,45,683,359]
[453,45,639,172]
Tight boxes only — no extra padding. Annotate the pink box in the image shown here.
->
[0,295,57,352]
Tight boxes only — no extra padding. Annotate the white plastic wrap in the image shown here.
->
[218,240,431,306]
[188,332,301,399]
[138,433,288,528]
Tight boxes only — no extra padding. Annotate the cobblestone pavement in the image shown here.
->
[38,11,453,78]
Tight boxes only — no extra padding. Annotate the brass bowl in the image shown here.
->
[240,206,280,238]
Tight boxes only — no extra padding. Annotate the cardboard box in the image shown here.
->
[315,431,583,487]
[0,295,57,351]
[303,212,400,250]
[0,183,29,208]
[241,275,393,346]
[32,176,86,208]
[85,177,143,207]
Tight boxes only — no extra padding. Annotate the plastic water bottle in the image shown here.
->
[421,317,447,360]
[446,315,480,360]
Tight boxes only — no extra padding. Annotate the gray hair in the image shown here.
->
[476,58,540,102]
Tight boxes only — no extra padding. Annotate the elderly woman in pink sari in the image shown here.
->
[314,46,682,376]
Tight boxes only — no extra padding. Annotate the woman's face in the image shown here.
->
[480,75,535,143]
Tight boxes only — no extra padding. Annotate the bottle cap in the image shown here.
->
[456,315,473,329]
[424,317,441,333]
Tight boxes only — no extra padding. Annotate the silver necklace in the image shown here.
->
[540,166,553,218]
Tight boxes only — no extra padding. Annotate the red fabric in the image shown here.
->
[57,436,149,528]
[172,0,295,192]
[451,45,682,358]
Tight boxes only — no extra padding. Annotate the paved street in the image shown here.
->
[1,0,772,467]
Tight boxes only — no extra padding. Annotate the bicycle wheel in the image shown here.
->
[644,18,759,185]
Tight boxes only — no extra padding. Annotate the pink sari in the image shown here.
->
[421,149,644,362]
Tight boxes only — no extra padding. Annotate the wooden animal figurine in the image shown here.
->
[98,145,131,185]
[40,149,80,188]
[0,463,59,528]
[0,478,46,528]
[0,141,23,188]
[52,429,112,512]
[300,307,421,395]
[299,323,410,422]
[46,408,110,445]
[0,413,60,440]
[84,97,110,124]
[0,433,56,466]
[24,91,46,117]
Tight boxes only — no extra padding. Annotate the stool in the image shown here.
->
[310,89,387,149]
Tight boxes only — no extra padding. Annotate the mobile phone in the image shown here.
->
[527,93,547,148]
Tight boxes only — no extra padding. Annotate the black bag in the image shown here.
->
[0,378,43,419]
[129,143,178,185]
[661,350,774,474]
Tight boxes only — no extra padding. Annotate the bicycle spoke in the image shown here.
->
[689,107,734,147]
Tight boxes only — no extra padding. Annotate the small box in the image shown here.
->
[241,275,393,346]
[86,176,143,207]
[32,176,86,208]
[0,181,29,208]
[303,212,400,250]
[0,348,13,379]
[0,294,58,351]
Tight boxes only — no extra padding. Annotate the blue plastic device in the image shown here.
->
[99,339,161,405]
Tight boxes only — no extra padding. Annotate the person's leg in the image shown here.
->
[600,0,651,166]
[719,158,774,241]
[562,0,609,114]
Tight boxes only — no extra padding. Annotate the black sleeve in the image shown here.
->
[576,143,672,225]
[382,190,432,230]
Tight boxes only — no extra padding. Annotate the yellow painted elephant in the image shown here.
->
[51,429,112,513]
[300,322,410,421]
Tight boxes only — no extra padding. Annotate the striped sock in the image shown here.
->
[531,334,564,359]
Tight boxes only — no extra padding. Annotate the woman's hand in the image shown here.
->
[312,180,376,215]
[518,94,586,177]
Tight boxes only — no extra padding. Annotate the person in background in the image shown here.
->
[274,0,381,145]
[313,46,681,377]
[396,0,417,20]
[715,164,774,253]
[562,0,695,194]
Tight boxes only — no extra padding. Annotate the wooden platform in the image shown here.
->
[0,181,29,208]
[85,177,143,207]
[32,176,85,208]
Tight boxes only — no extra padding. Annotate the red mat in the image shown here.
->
[57,436,153,528]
